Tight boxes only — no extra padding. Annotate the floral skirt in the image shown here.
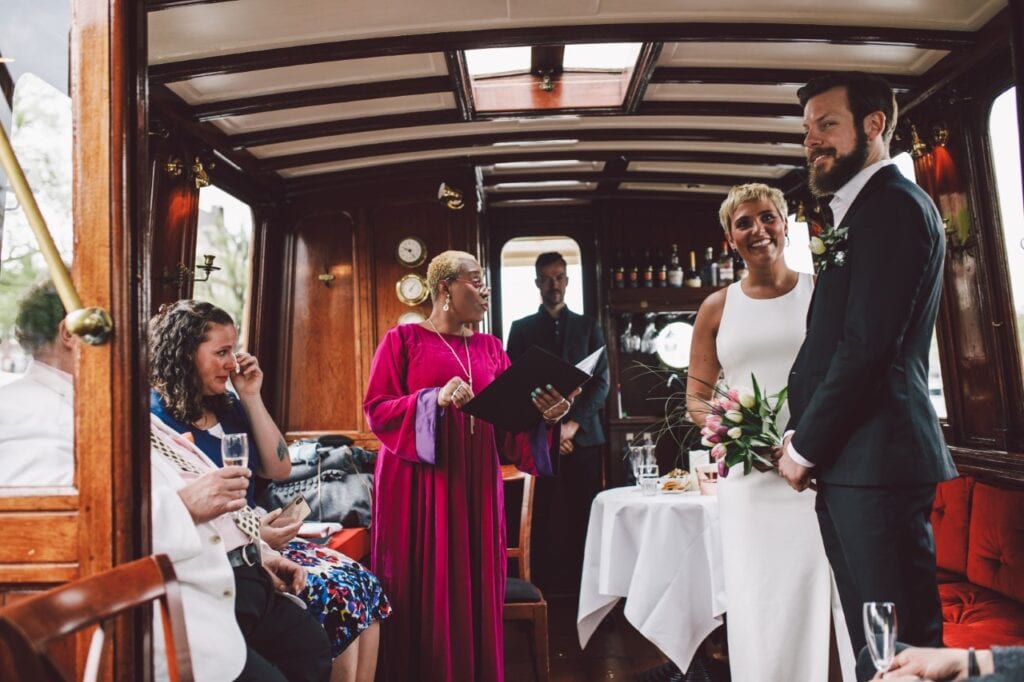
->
[282,539,392,657]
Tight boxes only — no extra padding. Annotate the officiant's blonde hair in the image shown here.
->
[427,250,478,300]
[718,183,788,234]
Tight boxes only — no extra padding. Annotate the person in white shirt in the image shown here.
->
[0,281,75,486]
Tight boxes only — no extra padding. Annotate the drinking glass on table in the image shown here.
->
[221,433,249,468]
[628,445,646,487]
[639,463,659,496]
[863,601,897,674]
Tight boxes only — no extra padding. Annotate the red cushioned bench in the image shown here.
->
[930,476,1024,648]
[325,527,370,563]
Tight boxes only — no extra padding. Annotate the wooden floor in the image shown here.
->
[504,593,686,681]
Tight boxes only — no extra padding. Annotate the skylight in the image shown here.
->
[563,43,642,71]
[464,47,531,78]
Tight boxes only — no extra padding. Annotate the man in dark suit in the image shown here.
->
[778,73,957,652]
[507,252,608,591]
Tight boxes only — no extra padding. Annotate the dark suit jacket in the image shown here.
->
[506,306,609,447]
[787,164,957,486]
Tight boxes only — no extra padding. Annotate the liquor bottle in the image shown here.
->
[700,247,719,287]
[656,249,668,287]
[642,250,654,288]
[734,253,748,280]
[718,241,734,285]
[612,251,625,289]
[685,250,702,288]
[627,251,639,288]
[667,244,684,287]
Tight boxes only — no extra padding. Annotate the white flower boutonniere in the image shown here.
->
[809,222,850,274]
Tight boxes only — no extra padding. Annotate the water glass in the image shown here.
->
[628,445,646,486]
[863,601,897,673]
[639,463,659,496]
[221,433,249,468]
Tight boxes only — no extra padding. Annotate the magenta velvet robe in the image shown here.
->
[364,324,557,682]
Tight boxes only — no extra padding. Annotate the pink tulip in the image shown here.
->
[727,388,740,402]
[711,443,726,461]
[705,415,721,430]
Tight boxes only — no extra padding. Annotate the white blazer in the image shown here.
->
[150,418,247,682]
[0,360,74,486]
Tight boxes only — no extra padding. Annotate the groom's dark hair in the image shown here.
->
[798,72,897,145]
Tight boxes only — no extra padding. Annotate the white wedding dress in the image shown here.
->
[715,273,855,682]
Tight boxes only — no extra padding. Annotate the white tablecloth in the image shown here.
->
[577,487,725,671]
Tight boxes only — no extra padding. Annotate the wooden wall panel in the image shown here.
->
[282,211,360,433]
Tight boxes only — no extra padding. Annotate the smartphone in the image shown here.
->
[277,494,311,525]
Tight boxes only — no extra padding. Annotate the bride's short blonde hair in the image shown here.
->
[426,250,477,300]
[718,183,788,234]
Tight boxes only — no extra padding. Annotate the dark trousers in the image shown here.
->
[232,564,332,682]
[531,444,602,594]
[816,483,944,656]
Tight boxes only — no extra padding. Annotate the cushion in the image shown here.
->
[931,476,974,576]
[965,482,1024,603]
[325,528,370,562]
[940,581,1024,648]
[505,577,543,604]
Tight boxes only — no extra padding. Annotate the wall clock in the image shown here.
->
[396,273,430,306]
[396,236,427,267]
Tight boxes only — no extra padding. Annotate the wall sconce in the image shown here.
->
[909,124,929,159]
[931,123,949,148]
[438,182,465,210]
[538,70,555,92]
[318,262,335,287]
[163,157,184,177]
[794,200,807,223]
[161,254,220,287]
[191,157,211,189]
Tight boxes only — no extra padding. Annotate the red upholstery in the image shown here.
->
[966,482,1024,603]
[931,478,1024,649]
[930,476,974,576]
[326,528,370,562]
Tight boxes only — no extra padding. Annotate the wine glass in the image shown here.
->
[221,433,249,468]
[863,601,897,673]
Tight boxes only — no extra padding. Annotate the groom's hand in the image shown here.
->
[778,434,812,492]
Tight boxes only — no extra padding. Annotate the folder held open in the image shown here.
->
[462,345,605,433]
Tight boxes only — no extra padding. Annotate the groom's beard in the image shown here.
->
[808,127,870,198]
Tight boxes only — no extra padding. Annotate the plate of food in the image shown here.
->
[659,468,692,493]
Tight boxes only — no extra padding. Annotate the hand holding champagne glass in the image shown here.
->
[863,601,897,674]
[221,433,249,468]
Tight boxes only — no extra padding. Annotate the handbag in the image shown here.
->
[259,437,376,527]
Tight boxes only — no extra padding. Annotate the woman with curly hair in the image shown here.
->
[150,299,391,682]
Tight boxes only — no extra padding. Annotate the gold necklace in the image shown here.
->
[426,318,474,433]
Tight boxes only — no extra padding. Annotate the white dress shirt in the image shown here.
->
[0,360,74,486]
[787,158,896,468]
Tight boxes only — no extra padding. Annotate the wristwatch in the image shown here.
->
[967,647,979,676]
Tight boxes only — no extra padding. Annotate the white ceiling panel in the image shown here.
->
[628,161,793,178]
[619,181,734,194]
[488,180,598,193]
[483,160,606,176]
[165,53,448,105]
[148,0,1005,65]
[210,93,456,135]
[645,83,802,105]
[658,42,947,75]
[247,115,802,158]
[278,139,804,177]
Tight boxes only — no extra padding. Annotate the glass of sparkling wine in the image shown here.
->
[863,601,897,674]
[221,433,249,468]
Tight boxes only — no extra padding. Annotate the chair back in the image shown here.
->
[501,464,535,581]
[0,554,193,681]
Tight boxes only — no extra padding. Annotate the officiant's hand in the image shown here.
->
[532,386,581,424]
[439,376,474,409]
[560,419,580,455]
[778,434,812,492]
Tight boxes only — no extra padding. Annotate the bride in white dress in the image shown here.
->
[687,183,855,682]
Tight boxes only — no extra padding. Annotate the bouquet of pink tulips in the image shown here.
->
[699,374,786,478]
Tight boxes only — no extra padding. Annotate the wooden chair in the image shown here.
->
[0,554,193,681]
[502,464,550,682]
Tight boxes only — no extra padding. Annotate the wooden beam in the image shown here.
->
[150,23,975,83]
[258,127,804,171]
[596,156,629,193]
[192,75,451,121]
[651,67,919,90]
[444,50,475,121]
[623,42,663,114]
[228,109,463,148]
[531,44,565,75]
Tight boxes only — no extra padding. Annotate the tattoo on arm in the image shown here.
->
[277,440,288,462]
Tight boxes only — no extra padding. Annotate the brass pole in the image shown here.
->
[0,122,112,344]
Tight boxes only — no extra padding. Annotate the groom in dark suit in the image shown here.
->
[507,252,608,591]
[778,73,957,652]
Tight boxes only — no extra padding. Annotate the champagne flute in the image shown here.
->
[221,433,249,468]
[863,601,897,673]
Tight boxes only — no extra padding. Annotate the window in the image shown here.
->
[989,88,1024,387]
[0,73,72,381]
[499,236,583,340]
[193,185,255,345]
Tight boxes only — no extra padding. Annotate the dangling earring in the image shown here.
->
[443,295,450,312]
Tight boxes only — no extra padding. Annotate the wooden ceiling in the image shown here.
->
[146,0,1009,207]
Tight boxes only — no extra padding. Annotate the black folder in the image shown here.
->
[463,345,604,433]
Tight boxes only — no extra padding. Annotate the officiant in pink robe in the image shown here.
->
[364,250,575,682]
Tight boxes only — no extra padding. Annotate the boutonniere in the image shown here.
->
[809,222,850,273]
